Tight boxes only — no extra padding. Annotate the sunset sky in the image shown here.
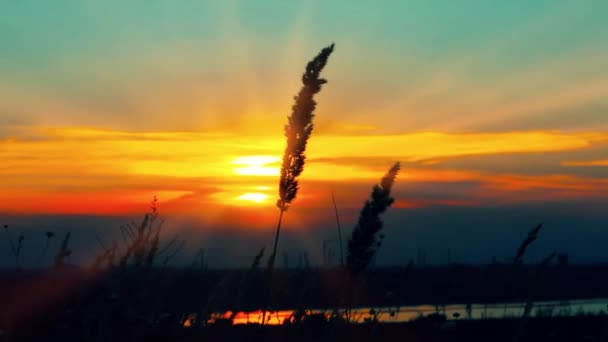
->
[2,1,608,266]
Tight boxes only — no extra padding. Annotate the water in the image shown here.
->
[198,298,608,325]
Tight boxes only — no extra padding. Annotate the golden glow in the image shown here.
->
[209,184,274,208]
[2,126,608,215]
[5,127,604,178]
[232,155,280,176]
[562,159,608,167]
[236,192,269,203]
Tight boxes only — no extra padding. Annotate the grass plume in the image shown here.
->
[269,43,335,267]
[513,223,543,265]
[347,162,400,277]
[54,232,72,269]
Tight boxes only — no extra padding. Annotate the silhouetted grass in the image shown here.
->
[513,223,542,266]
[38,231,55,266]
[53,232,71,269]
[513,252,557,342]
[347,162,400,278]
[270,43,336,268]
[263,43,335,325]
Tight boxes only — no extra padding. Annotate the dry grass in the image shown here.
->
[269,43,336,269]
[53,232,72,269]
[347,162,400,278]
[513,223,543,265]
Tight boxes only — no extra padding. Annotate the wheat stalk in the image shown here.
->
[347,162,400,277]
[268,43,335,268]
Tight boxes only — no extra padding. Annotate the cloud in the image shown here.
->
[1,127,608,217]
[562,160,608,167]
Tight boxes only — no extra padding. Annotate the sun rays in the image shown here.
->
[232,156,280,177]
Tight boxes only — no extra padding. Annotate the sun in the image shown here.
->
[228,156,277,206]
[232,155,280,176]
[211,187,273,206]
[236,192,270,204]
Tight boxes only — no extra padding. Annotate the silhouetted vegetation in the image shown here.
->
[270,43,335,269]
[347,162,400,278]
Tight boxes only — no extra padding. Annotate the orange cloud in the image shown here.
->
[562,160,608,167]
[1,127,607,216]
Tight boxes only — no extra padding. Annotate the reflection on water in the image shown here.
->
[188,298,608,326]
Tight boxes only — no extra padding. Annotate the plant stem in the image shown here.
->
[331,191,344,267]
[269,209,285,267]
[263,209,285,325]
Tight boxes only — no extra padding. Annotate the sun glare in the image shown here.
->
[236,192,269,203]
[232,155,280,176]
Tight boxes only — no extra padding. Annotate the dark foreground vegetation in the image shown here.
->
[2,264,608,341]
[4,306,608,342]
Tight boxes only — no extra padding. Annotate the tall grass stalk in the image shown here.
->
[39,231,55,266]
[347,162,400,277]
[503,223,544,315]
[512,251,556,342]
[54,232,72,269]
[344,162,400,322]
[269,43,335,268]
[513,223,542,265]
[331,191,345,267]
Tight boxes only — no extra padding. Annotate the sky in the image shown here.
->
[1,1,608,267]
